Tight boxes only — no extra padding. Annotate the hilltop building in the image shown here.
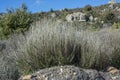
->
[108,0,117,4]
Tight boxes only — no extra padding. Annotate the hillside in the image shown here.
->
[32,3,120,21]
[0,3,120,80]
[30,3,120,31]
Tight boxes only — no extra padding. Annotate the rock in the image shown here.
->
[66,14,73,22]
[107,67,120,80]
[108,4,114,9]
[117,8,120,12]
[102,72,112,80]
[66,12,86,22]
[103,23,112,28]
[117,16,120,19]
[115,7,119,10]
[89,15,94,21]
[83,69,99,80]
[94,17,98,21]
[19,66,120,80]
[51,13,56,18]
[19,66,89,80]
[31,66,89,80]
[19,75,31,80]
[0,41,6,51]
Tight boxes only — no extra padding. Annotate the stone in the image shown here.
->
[117,8,120,12]
[107,67,120,80]
[19,66,120,80]
[108,4,114,9]
[103,23,112,28]
[94,17,98,21]
[51,13,56,18]
[66,12,86,22]
[89,15,94,21]
[0,41,6,51]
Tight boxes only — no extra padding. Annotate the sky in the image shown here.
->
[0,0,120,13]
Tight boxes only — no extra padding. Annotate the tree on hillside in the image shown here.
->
[0,3,33,38]
[84,5,92,11]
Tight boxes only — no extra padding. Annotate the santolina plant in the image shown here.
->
[0,19,120,78]
[12,19,120,74]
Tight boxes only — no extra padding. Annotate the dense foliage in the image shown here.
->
[0,4,32,38]
[84,5,92,11]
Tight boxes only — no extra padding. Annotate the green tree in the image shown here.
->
[0,3,32,38]
[50,8,54,12]
[84,5,92,11]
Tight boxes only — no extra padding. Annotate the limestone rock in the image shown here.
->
[89,16,94,21]
[19,66,120,80]
[66,12,86,22]
[31,66,89,80]
[94,17,98,21]
[51,13,56,18]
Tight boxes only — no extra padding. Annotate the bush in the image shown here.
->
[84,5,92,11]
[111,22,120,29]
[0,40,19,80]
[0,4,32,38]
[9,19,120,75]
[0,58,19,80]
[0,19,119,76]
[102,11,115,23]
[111,48,120,68]
[50,8,54,12]
[14,20,81,74]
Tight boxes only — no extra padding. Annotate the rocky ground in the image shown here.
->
[19,65,120,80]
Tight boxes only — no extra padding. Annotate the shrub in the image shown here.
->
[0,40,19,80]
[0,57,19,80]
[111,22,120,29]
[10,19,120,75]
[0,19,118,76]
[50,8,54,12]
[84,5,92,11]
[111,48,120,68]
[102,11,115,23]
[0,3,32,38]
[88,22,103,31]
[14,19,81,74]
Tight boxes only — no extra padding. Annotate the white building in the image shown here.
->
[108,0,117,4]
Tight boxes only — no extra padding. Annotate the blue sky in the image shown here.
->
[0,0,120,13]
